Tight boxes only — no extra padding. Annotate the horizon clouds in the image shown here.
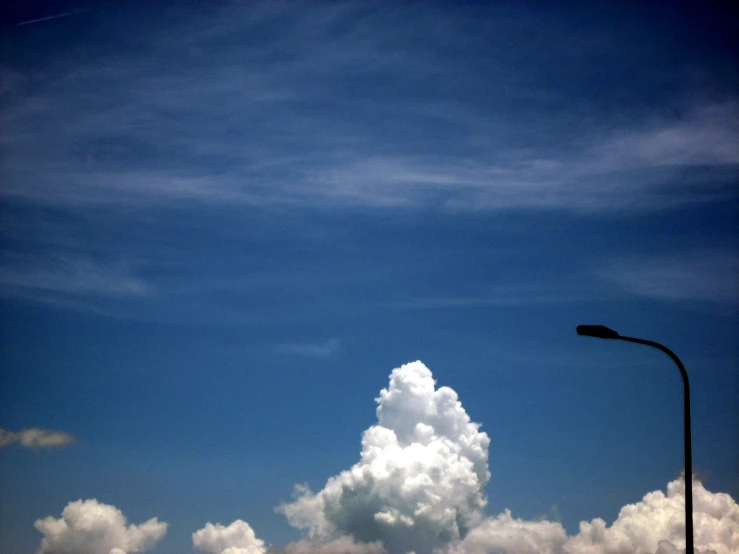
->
[32,362,739,554]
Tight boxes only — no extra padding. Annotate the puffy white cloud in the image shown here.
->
[561,478,739,554]
[0,427,77,449]
[440,478,739,554]
[192,522,385,554]
[34,499,167,554]
[193,520,267,554]
[279,361,490,554]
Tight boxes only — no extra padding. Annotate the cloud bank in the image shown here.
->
[34,499,167,554]
[36,362,739,554]
[0,427,77,450]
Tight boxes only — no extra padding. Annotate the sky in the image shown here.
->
[0,1,738,553]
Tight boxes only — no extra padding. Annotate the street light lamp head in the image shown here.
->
[576,325,619,339]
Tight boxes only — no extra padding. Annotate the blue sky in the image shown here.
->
[1,2,738,553]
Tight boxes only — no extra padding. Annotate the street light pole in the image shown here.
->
[575,325,693,554]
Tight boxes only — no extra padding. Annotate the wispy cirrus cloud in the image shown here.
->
[1,3,736,213]
[278,338,341,359]
[0,255,153,298]
[599,248,739,304]
[386,285,592,309]
[311,103,739,212]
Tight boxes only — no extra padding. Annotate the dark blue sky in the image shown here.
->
[1,2,737,554]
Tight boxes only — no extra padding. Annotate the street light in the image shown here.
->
[576,325,693,554]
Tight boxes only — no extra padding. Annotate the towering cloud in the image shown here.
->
[278,361,491,554]
[34,499,167,554]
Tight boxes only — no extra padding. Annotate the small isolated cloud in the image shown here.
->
[193,520,266,554]
[0,427,77,450]
[34,499,167,554]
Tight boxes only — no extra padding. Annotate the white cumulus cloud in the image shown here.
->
[561,478,739,554]
[34,499,167,554]
[445,477,739,554]
[193,520,267,554]
[191,522,386,554]
[278,361,491,554]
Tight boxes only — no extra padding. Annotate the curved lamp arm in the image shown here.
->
[576,325,693,553]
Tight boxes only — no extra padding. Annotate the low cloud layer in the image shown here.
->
[561,478,739,554]
[35,362,739,554]
[34,499,167,554]
[0,427,77,450]
[191,525,386,554]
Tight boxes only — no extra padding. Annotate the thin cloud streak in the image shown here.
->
[17,12,73,26]
[278,339,341,359]
[600,249,739,304]
[0,255,154,298]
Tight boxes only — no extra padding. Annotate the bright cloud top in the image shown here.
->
[278,361,491,554]
[0,427,77,450]
[34,499,167,554]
